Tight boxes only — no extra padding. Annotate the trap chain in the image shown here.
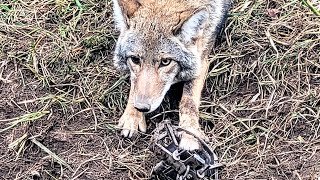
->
[150,120,224,180]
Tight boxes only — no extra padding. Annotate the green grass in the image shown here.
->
[0,111,50,133]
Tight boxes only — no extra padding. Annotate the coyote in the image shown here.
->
[112,0,230,150]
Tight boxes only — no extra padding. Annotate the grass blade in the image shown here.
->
[0,111,50,133]
[301,0,320,16]
[30,138,73,171]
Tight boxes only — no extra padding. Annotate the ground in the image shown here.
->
[0,0,320,179]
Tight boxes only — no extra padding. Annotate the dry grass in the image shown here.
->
[0,0,319,179]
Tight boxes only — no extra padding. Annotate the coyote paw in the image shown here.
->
[179,128,207,151]
[118,110,146,138]
[179,132,200,151]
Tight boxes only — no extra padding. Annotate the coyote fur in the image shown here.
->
[112,0,230,150]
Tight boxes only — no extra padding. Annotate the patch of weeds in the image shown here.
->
[0,4,11,12]
[0,111,50,133]
[301,0,320,16]
[8,133,28,160]
[30,138,73,171]
[74,0,84,11]
[55,0,73,14]
[58,24,69,38]
[82,35,107,48]
[244,133,257,145]
[0,4,12,19]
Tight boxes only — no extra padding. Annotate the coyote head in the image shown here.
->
[112,0,209,113]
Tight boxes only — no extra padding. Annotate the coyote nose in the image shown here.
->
[134,102,151,112]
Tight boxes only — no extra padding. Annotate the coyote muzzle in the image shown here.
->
[129,57,179,113]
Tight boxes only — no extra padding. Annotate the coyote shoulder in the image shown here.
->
[112,0,230,150]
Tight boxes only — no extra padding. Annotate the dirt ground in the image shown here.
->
[0,0,320,179]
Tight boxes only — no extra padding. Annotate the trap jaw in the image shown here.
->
[150,120,224,180]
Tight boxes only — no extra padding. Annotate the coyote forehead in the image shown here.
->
[115,0,205,31]
[113,0,227,33]
[127,1,208,34]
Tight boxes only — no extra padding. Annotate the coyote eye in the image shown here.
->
[128,56,141,65]
[160,58,172,67]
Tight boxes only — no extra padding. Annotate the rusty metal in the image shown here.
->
[150,120,224,180]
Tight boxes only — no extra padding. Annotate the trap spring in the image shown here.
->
[150,120,224,180]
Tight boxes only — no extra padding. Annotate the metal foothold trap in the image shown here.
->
[150,120,224,180]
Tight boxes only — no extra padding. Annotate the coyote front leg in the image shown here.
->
[118,82,147,138]
[179,60,209,151]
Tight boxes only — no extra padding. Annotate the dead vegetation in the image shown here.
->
[0,0,319,179]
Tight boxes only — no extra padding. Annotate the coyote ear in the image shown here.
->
[175,9,209,44]
[113,0,141,31]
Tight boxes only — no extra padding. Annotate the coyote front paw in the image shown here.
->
[179,128,208,151]
[118,110,146,138]
[179,132,200,151]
